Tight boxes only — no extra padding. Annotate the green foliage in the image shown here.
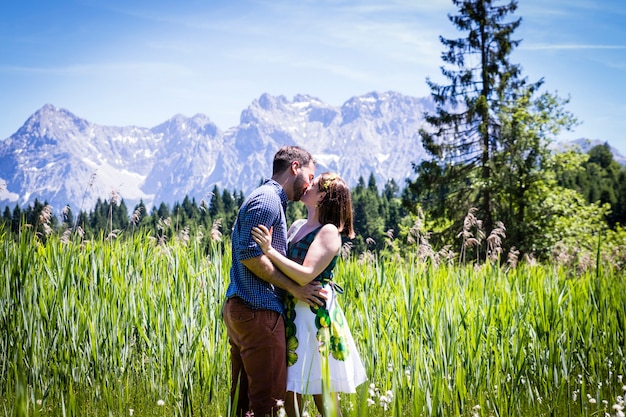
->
[492,89,578,252]
[351,175,387,254]
[3,153,625,268]
[405,0,590,261]
[2,226,625,416]
[557,142,626,227]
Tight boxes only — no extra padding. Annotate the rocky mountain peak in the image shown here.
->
[1,91,620,214]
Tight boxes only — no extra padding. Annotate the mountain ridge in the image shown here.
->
[0,92,432,212]
[1,92,623,214]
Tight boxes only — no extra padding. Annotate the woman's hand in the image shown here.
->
[251,224,273,253]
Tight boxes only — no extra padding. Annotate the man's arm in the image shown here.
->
[242,256,325,306]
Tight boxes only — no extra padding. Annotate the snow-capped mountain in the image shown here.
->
[0,92,433,213]
[3,91,620,215]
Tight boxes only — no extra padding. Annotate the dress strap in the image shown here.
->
[287,219,307,242]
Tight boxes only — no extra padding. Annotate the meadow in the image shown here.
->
[1,227,625,416]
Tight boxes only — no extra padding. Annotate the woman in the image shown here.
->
[251,172,367,417]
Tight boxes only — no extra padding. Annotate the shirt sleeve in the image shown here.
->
[235,191,282,261]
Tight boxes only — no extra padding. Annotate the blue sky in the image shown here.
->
[1,0,625,154]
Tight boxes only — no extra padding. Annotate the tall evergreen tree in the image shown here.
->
[11,205,21,234]
[2,206,11,229]
[352,176,385,253]
[182,196,199,222]
[156,202,171,220]
[208,185,224,218]
[75,211,89,232]
[131,200,148,229]
[412,0,528,234]
[221,189,238,231]
[381,179,405,240]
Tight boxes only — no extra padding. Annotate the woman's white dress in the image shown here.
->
[284,224,367,395]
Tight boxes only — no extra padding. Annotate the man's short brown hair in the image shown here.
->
[272,146,315,175]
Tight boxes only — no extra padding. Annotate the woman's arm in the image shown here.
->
[251,223,341,286]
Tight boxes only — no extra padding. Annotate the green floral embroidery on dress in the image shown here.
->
[285,295,299,366]
[284,226,350,366]
[311,297,349,361]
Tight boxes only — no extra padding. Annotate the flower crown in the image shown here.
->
[321,174,339,192]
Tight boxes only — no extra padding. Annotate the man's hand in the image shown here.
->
[290,281,329,307]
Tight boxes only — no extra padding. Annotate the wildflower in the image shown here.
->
[275,399,285,407]
[36,399,43,406]
[129,409,134,416]
[379,395,389,410]
[157,399,165,406]
[367,398,375,406]
[589,397,597,404]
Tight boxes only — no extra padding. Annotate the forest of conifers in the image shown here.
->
[2,142,625,270]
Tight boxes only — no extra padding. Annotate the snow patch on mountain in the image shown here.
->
[1,92,621,215]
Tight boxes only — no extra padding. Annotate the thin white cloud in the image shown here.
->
[0,61,192,77]
[523,44,626,51]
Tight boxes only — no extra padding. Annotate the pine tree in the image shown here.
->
[156,202,170,220]
[2,206,11,229]
[352,176,385,253]
[11,205,21,234]
[208,185,224,218]
[413,0,528,233]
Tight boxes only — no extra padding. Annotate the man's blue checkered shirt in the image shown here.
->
[226,179,288,314]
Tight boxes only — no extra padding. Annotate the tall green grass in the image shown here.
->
[1,226,625,416]
[1,228,231,416]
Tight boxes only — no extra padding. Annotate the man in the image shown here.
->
[223,146,325,417]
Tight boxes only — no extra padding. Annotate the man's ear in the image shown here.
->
[291,160,300,174]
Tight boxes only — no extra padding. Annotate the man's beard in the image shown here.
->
[292,174,308,202]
